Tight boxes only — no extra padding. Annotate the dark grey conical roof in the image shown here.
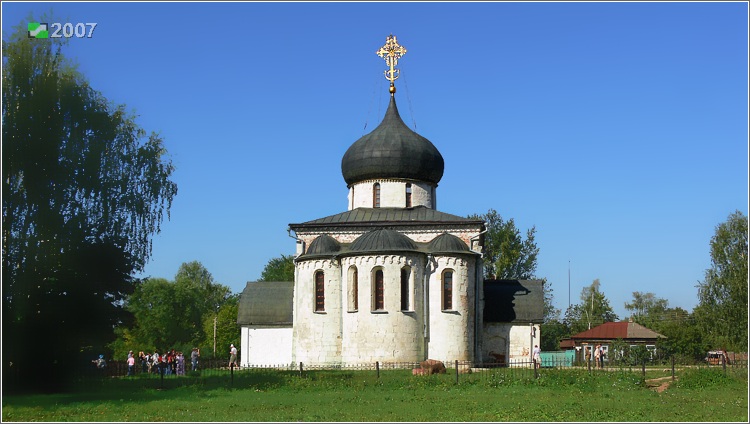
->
[349,228,418,253]
[341,95,444,186]
[305,234,341,256]
[428,233,470,254]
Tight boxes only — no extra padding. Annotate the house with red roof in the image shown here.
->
[560,320,666,363]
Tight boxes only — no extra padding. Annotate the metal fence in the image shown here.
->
[76,354,747,391]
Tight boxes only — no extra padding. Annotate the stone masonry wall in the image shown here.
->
[292,259,342,364]
[339,255,425,363]
[348,179,435,209]
[426,256,476,363]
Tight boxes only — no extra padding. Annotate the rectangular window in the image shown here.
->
[373,183,381,208]
[405,183,412,208]
[374,269,384,310]
[315,271,325,312]
[443,271,453,310]
[400,268,410,311]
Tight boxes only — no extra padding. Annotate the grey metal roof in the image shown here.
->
[296,229,480,260]
[236,281,293,326]
[349,228,418,253]
[290,206,484,229]
[570,321,666,341]
[341,95,444,186]
[304,234,341,257]
[483,279,544,323]
[428,233,470,254]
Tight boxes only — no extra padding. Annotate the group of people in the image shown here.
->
[122,348,201,376]
[585,344,606,368]
[95,344,241,376]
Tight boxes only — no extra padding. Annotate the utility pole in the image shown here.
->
[213,306,218,358]
[568,261,570,310]
[589,289,594,330]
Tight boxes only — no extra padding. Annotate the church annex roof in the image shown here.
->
[304,234,341,258]
[236,281,293,326]
[484,279,544,324]
[428,233,471,254]
[290,206,483,229]
[341,95,444,186]
[349,228,418,253]
[296,229,480,260]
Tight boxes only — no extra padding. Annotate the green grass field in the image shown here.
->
[3,367,747,422]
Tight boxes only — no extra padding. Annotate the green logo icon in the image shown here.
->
[28,22,48,39]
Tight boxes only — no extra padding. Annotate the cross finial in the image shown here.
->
[376,34,407,95]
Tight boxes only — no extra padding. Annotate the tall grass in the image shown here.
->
[3,367,747,422]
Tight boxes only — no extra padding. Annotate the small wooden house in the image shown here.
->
[561,321,666,363]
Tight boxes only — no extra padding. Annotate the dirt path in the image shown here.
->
[645,376,677,393]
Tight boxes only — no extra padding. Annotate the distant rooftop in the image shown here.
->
[570,321,666,340]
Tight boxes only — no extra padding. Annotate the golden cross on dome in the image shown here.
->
[376,34,407,94]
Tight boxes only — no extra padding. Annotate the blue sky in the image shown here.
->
[3,1,748,320]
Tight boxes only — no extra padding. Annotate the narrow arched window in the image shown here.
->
[315,271,325,312]
[442,270,453,310]
[348,266,359,311]
[374,269,384,310]
[400,267,410,311]
[373,183,381,208]
[405,183,412,208]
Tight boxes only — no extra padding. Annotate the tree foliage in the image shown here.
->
[652,308,707,363]
[624,291,670,332]
[542,279,560,323]
[468,209,538,279]
[202,294,241,359]
[540,280,567,351]
[259,254,295,282]
[2,19,177,391]
[563,279,618,334]
[694,210,748,352]
[113,262,232,358]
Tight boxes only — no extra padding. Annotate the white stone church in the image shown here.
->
[237,36,543,368]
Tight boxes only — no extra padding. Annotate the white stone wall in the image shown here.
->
[292,259,342,364]
[482,322,540,364]
[291,226,484,366]
[426,256,476,363]
[240,326,293,367]
[339,255,425,363]
[348,179,436,210]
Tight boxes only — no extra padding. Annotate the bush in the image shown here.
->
[675,368,733,389]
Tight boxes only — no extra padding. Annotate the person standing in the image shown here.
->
[93,354,107,371]
[139,351,147,373]
[170,349,177,375]
[127,353,135,376]
[151,351,160,374]
[532,345,541,369]
[176,352,185,376]
[163,351,172,375]
[229,344,238,368]
[191,347,200,372]
[594,345,602,368]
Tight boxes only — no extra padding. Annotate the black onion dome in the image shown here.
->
[428,233,470,254]
[341,95,444,186]
[349,229,418,253]
[303,234,341,257]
